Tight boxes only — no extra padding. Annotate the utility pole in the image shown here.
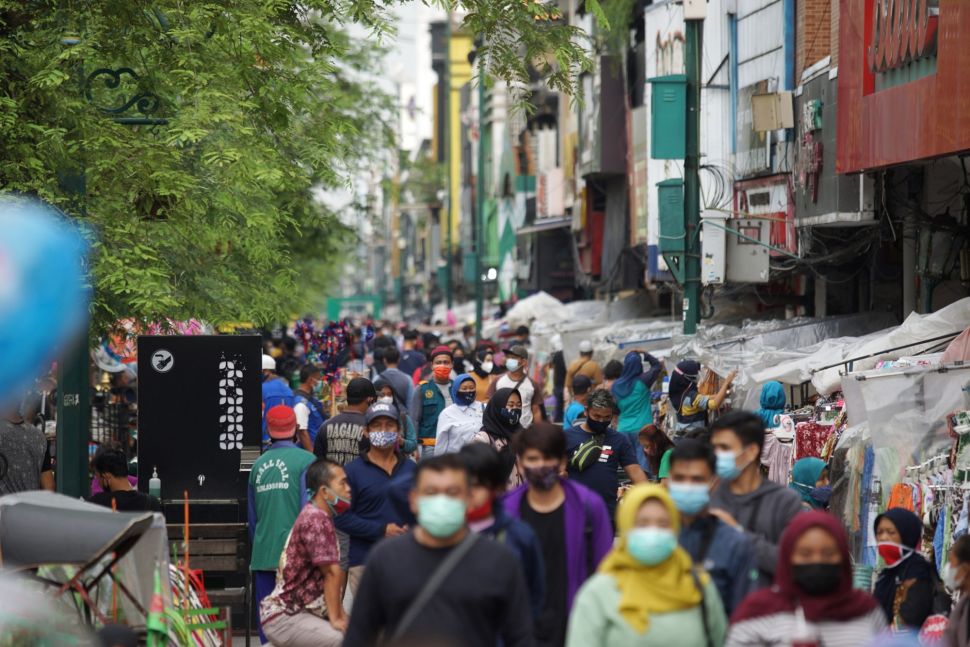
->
[683,12,704,335]
[474,47,485,342]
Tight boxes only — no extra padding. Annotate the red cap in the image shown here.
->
[430,345,453,361]
[266,405,296,439]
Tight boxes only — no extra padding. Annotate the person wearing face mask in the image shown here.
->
[789,458,832,510]
[451,342,468,375]
[470,345,497,402]
[474,387,526,488]
[459,443,546,621]
[249,405,317,644]
[873,507,943,631]
[372,376,419,456]
[434,375,487,455]
[665,439,758,616]
[260,459,352,646]
[344,454,534,647]
[564,388,647,520]
[493,345,542,427]
[409,345,455,458]
[334,402,417,596]
[708,411,804,584]
[293,364,328,452]
[504,422,613,647]
[943,535,970,647]
[727,511,885,646]
[566,484,727,647]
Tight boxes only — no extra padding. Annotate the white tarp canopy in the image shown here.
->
[753,297,970,395]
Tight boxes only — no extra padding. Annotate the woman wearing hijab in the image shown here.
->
[433,374,486,455]
[612,351,663,446]
[469,345,497,402]
[667,360,736,434]
[727,511,886,646]
[566,484,727,647]
[473,387,524,488]
[874,507,943,631]
[757,381,787,429]
[789,458,831,510]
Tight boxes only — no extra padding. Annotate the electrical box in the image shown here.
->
[657,178,685,283]
[752,91,794,131]
[683,0,708,19]
[726,218,770,283]
[701,214,727,284]
[648,75,687,159]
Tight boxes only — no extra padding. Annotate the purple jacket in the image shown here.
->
[502,478,613,610]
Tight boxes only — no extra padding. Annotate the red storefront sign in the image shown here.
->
[837,0,970,173]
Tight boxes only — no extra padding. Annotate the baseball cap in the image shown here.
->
[346,377,377,404]
[578,340,593,353]
[365,402,399,425]
[266,405,296,439]
[507,344,529,360]
[573,374,593,395]
[262,354,277,371]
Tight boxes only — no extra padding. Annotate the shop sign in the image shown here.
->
[866,0,938,73]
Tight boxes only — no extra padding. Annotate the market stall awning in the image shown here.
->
[0,491,154,570]
[515,217,571,236]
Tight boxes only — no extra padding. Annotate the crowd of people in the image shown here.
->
[241,323,970,647]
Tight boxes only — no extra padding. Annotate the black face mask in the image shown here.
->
[587,418,611,434]
[792,563,842,596]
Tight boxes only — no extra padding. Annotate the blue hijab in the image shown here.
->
[611,351,643,400]
[450,373,474,404]
[757,381,787,429]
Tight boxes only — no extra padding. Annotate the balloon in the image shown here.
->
[0,196,89,410]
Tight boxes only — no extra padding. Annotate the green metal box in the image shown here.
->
[657,178,686,283]
[648,74,687,159]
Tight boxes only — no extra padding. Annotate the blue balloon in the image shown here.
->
[0,196,89,410]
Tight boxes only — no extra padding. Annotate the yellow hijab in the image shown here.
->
[598,484,709,634]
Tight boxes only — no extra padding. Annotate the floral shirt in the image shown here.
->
[260,503,340,624]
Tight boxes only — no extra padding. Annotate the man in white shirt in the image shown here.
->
[493,346,541,428]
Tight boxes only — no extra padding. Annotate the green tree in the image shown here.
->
[0,1,597,334]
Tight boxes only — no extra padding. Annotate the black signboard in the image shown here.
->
[138,335,261,501]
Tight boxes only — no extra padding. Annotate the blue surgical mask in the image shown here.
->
[668,482,710,516]
[417,494,467,538]
[505,359,521,372]
[810,485,833,507]
[455,391,476,406]
[626,527,678,566]
[715,450,742,481]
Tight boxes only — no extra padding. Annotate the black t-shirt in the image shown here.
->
[315,411,366,465]
[89,490,161,512]
[344,531,534,647]
[521,499,568,647]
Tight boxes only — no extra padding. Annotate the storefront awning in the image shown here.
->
[515,217,571,236]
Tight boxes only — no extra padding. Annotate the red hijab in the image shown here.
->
[731,511,880,624]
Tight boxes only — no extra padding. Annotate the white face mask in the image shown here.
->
[943,562,964,591]
[481,361,494,373]
[377,396,393,405]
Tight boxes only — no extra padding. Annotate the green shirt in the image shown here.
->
[566,573,727,647]
[658,449,673,480]
[249,444,316,571]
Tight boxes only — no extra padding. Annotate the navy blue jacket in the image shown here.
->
[335,452,417,567]
[679,514,759,615]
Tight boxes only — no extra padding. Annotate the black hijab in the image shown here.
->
[481,388,523,442]
[873,507,934,624]
[668,359,700,410]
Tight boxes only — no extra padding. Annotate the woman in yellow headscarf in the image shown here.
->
[565,484,727,647]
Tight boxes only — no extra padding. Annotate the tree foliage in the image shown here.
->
[0,0,597,334]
